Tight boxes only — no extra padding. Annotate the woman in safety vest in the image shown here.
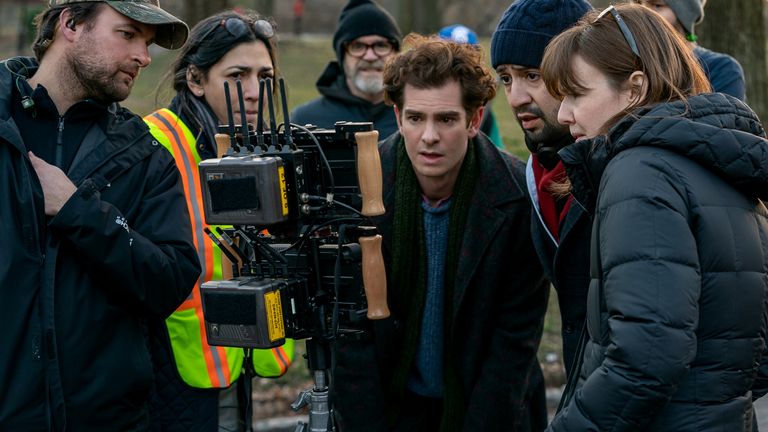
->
[144,9,295,431]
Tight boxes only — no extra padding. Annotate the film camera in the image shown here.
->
[198,78,388,431]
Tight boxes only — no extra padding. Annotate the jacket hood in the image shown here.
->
[561,93,768,209]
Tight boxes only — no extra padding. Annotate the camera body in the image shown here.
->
[199,121,378,349]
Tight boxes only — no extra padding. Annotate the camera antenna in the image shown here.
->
[278,77,295,150]
[256,79,266,150]
[265,78,279,150]
[235,79,252,151]
[223,81,238,151]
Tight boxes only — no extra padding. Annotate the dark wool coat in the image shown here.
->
[290,61,399,139]
[0,57,200,431]
[333,132,550,431]
[549,93,768,431]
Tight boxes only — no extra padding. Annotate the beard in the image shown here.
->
[514,103,569,145]
[346,59,385,97]
[66,33,136,103]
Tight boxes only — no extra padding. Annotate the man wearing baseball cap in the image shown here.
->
[0,1,199,430]
[291,0,402,139]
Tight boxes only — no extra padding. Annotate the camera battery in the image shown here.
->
[200,277,287,349]
[199,155,290,226]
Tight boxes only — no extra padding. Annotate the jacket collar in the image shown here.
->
[315,61,392,117]
[560,93,768,211]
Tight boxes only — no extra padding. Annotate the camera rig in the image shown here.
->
[198,77,389,432]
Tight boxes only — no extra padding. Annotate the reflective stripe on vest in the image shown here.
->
[144,109,294,387]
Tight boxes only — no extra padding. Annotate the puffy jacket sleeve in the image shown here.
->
[48,149,200,318]
[549,149,700,431]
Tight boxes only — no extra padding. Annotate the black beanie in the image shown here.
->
[491,0,592,69]
[332,0,402,65]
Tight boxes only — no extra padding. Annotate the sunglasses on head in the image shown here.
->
[198,17,275,44]
[594,5,641,59]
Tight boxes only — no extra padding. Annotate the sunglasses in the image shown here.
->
[345,40,395,58]
[594,5,641,59]
[198,17,275,44]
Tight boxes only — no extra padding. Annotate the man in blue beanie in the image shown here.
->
[632,0,745,100]
[491,0,593,384]
[291,0,402,138]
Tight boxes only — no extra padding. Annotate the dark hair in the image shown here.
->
[32,3,102,60]
[541,4,711,131]
[161,10,281,125]
[383,33,496,119]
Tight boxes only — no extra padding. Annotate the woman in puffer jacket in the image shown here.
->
[540,4,768,431]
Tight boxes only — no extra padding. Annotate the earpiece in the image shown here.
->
[66,20,76,31]
[15,76,36,117]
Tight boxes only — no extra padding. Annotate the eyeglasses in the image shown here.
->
[345,40,394,58]
[594,5,641,59]
[198,17,275,44]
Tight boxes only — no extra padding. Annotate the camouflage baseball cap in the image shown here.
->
[49,0,189,49]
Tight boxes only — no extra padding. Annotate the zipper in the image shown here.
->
[55,116,64,167]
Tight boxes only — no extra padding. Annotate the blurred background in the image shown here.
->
[1,0,767,426]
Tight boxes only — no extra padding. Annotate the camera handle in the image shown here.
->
[355,131,385,217]
[291,338,335,432]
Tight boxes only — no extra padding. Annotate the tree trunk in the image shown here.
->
[253,0,274,16]
[697,0,768,121]
[16,1,28,55]
[185,0,230,29]
[398,0,439,34]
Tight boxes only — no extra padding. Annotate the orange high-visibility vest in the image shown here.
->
[145,108,294,388]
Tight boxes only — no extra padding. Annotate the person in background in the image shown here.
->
[0,0,200,429]
[632,0,745,100]
[541,4,768,430]
[438,24,503,149]
[333,33,549,431]
[491,0,593,379]
[293,0,304,37]
[144,10,294,432]
[290,0,402,139]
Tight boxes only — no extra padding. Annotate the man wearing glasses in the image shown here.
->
[291,0,401,139]
[491,0,592,384]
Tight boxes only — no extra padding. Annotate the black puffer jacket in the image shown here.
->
[290,61,398,139]
[549,93,768,431]
[0,57,200,431]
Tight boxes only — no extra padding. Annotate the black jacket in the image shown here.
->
[333,132,549,431]
[0,57,200,431]
[549,93,768,431]
[290,61,398,139]
[526,159,591,375]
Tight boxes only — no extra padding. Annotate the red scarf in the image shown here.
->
[532,155,572,242]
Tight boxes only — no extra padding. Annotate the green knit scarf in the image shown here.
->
[389,136,478,431]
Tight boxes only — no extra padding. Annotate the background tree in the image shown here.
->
[252,0,274,17]
[185,0,229,28]
[398,0,439,34]
[698,0,768,121]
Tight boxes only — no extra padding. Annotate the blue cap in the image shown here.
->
[438,24,478,45]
